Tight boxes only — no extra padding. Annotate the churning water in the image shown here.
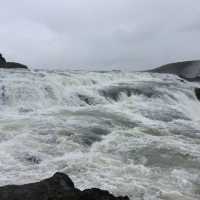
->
[0,69,200,200]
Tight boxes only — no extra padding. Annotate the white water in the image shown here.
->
[0,69,200,200]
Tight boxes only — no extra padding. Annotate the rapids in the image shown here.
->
[0,69,200,200]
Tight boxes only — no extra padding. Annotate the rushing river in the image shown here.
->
[0,69,200,200]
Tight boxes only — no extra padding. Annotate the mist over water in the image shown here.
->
[0,69,200,200]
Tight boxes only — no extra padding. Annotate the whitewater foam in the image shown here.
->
[0,70,200,200]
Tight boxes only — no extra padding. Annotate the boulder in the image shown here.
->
[0,172,129,200]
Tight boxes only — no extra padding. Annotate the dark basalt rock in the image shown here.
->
[149,60,200,81]
[0,54,29,69]
[0,172,129,200]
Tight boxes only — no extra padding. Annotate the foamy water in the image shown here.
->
[0,69,200,200]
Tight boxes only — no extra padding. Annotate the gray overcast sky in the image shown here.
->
[0,0,200,70]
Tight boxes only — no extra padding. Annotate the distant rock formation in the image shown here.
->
[0,172,129,200]
[149,60,200,81]
[0,54,28,69]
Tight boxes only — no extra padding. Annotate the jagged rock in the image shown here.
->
[0,172,129,200]
[0,54,28,69]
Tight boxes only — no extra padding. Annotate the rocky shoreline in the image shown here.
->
[0,172,129,200]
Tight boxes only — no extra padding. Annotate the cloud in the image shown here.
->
[0,0,200,70]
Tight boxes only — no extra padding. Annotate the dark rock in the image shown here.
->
[148,60,200,81]
[0,54,6,65]
[4,62,28,69]
[49,188,129,200]
[195,88,200,101]
[0,172,129,200]
[81,188,129,200]
[0,54,29,69]
[0,173,75,200]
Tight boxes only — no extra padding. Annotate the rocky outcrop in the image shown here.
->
[149,60,200,81]
[0,54,28,69]
[0,172,129,200]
